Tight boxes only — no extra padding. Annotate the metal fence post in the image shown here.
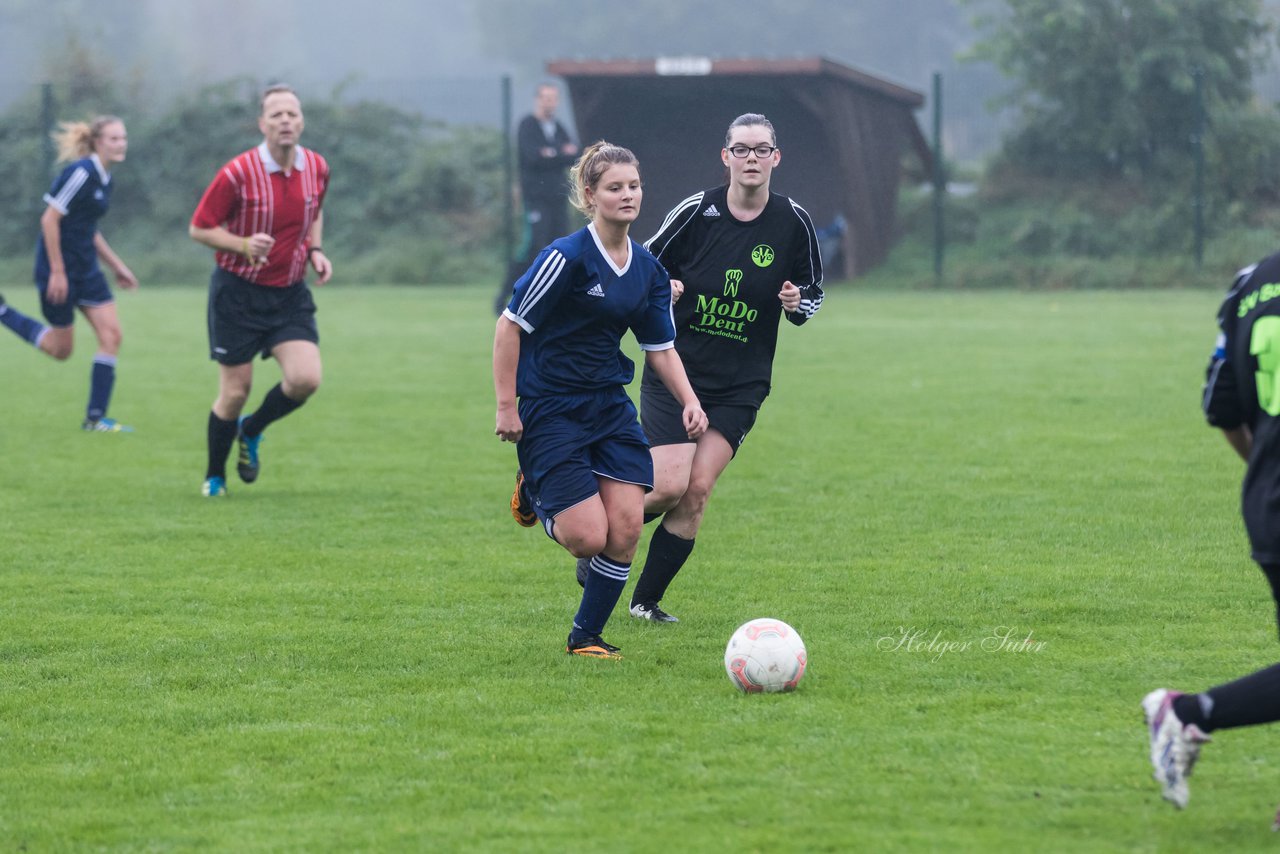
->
[932,71,945,285]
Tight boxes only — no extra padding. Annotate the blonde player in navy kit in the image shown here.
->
[494,141,706,659]
[618,113,824,623]
[0,116,139,432]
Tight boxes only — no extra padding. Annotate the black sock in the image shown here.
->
[206,411,238,479]
[242,382,304,437]
[630,523,695,607]
[1260,563,1280,640]
[643,512,661,524]
[1177,662,1280,733]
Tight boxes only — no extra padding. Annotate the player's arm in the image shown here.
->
[306,211,331,284]
[93,231,138,290]
[644,347,707,440]
[189,170,273,263]
[1203,297,1250,460]
[188,223,274,265]
[39,204,69,304]
[1222,425,1253,461]
[785,202,825,326]
[493,316,524,443]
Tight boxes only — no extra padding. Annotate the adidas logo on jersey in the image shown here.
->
[587,283,605,298]
[703,205,721,217]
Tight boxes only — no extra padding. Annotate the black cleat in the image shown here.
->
[629,601,679,623]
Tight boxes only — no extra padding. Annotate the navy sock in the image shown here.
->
[0,303,50,347]
[86,355,116,421]
[643,511,661,524]
[206,411,238,480]
[570,554,630,641]
[630,523,695,608]
[241,382,304,437]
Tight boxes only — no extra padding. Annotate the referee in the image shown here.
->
[189,84,332,498]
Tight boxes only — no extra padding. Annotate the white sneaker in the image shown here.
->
[1142,688,1211,809]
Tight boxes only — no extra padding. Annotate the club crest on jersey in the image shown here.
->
[751,244,775,268]
[587,283,605,298]
[702,205,720,217]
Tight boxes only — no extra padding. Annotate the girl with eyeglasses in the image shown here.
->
[609,112,825,623]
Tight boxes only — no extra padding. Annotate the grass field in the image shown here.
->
[2,283,1278,851]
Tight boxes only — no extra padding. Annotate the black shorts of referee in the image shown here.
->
[207,266,319,365]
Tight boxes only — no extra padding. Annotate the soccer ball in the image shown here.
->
[724,618,807,693]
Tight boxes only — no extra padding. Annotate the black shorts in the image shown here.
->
[640,382,758,456]
[207,267,319,365]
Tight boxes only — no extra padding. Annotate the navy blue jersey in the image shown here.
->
[35,154,112,280]
[1203,252,1280,562]
[504,224,676,398]
[641,185,823,407]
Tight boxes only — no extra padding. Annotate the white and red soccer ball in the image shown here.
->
[724,618,807,693]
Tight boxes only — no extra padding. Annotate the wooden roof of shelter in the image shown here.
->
[547,56,930,278]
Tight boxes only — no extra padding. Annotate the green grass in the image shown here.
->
[2,284,1277,850]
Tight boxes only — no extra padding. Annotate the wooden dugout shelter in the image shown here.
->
[547,56,931,279]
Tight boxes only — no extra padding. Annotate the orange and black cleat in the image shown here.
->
[511,470,537,527]
[566,634,622,659]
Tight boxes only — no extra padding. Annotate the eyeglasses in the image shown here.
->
[726,144,777,158]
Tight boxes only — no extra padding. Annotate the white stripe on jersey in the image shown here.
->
[46,167,90,215]
[644,191,704,256]
[788,198,825,319]
[514,250,567,320]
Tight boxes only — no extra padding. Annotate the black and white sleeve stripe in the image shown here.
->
[644,191,704,260]
[42,166,90,215]
[506,249,568,333]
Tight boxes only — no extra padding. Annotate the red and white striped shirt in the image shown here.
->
[191,142,329,287]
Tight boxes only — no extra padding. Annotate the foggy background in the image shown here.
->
[7,0,1280,161]
[0,0,1009,162]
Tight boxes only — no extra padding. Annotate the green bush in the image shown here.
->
[0,72,510,285]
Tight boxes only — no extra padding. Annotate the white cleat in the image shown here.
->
[1142,688,1211,809]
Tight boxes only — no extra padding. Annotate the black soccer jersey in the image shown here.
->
[1203,252,1280,563]
[641,186,823,407]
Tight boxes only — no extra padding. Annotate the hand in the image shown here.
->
[114,264,139,291]
[46,270,68,304]
[244,233,275,266]
[779,281,801,313]
[495,407,523,443]
[310,249,332,285]
[670,278,684,304]
[682,402,708,440]
[561,142,579,156]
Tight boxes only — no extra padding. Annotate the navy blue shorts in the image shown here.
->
[640,381,758,456]
[207,267,319,365]
[36,269,113,327]
[516,388,653,523]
